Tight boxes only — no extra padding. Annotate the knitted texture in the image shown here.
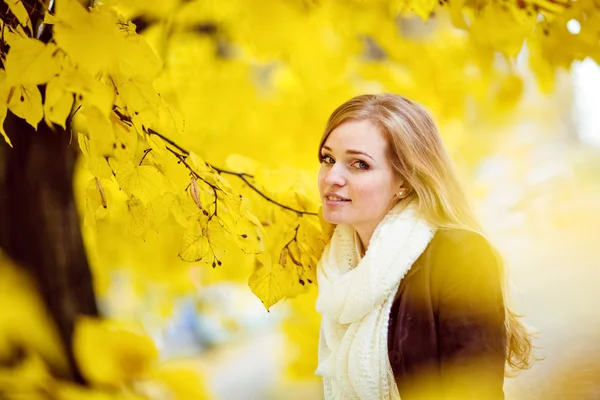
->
[315,201,436,399]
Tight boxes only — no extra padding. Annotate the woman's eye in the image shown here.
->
[321,155,334,164]
[354,160,369,170]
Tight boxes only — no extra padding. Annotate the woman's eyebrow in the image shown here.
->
[322,145,374,161]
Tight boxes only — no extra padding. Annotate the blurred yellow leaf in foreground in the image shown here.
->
[73,317,159,387]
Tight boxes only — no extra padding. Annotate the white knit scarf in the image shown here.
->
[315,201,436,399]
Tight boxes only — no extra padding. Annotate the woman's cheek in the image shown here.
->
[317,169,325,193]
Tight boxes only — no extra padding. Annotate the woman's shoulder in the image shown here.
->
[424,228,502,279]
[428,228,495,257]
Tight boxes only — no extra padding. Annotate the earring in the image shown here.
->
[397,190,404,198]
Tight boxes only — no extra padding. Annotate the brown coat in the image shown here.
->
[388,229,507,400]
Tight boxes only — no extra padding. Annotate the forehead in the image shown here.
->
[323,119,389,156]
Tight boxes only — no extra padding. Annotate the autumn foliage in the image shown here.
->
[1,0,598,398]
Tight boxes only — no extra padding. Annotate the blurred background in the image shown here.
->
[1,0,599,399]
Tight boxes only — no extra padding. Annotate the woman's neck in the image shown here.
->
[353,200,409,255]
[354,227,374,256]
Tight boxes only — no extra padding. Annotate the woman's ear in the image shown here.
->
[395,177,406,198]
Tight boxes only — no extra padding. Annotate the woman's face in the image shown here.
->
[318,119,402,235]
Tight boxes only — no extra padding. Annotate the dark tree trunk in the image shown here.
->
[0,112,98,383]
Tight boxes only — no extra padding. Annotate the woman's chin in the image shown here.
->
[322,210,349,225]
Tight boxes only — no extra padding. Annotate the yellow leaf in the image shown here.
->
[493,74,524,112]
[146,192,172,229]
[528,36,556,93]
[233,210,264,255]
[215,193,242,233]
[84,178,109,231]
[145,131,167,157]
[53,0,122,75]
[57,381,146,400]
[0,70,12,147]
[62,68,114,116]
[8,84,43,129]
[78,133,114,179]
[42,12,61,25]
[4,38,62,86]
[145,366,212,400]
[154,97,185,139]
[188,151,212,173]
[111,112,138,161]
[116,162,167,204]
[181,217,228,266]
[170,191,199,227]
[249,252,292,311]
[470,3,536,58]
[117,76,160,118]
[5,0,32,33]
[179,217,210,262]
[126,196,151,236]
[117,35,163,80]
[73,316,158,387]
[85,105,117,156]
[448,0,468,30]
[408,0,437,21]
[532,0,569,17]
[189,176,203,210]
[0,253,68,375]
[54,0,89,26]
[44,76,74,129]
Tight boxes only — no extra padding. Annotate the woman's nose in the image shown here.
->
[324,164,346,187]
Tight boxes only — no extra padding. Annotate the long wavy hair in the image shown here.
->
[318,93,533,372]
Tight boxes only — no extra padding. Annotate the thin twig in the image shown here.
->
[165,147,218,192]
[238,174,317,216]
[283,225,300,249]
[166,146,220,220]
[282,225,303,267]
[208,164,253,179]
[146,128,189,156]
[66,104,82,126]
[147,128,253,178]
[113,109,318,217]
[138,148,152,166]
[112,108,133,126]
[209,186,217,221]
[104,156,116,178]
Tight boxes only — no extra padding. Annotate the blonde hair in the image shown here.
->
[318,93,533,372]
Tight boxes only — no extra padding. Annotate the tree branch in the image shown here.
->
[113,112,319,217]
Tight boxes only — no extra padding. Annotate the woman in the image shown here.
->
[314,94,532,400]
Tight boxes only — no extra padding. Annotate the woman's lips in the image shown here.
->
[324,198,351,206]
[323,193,350,206]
